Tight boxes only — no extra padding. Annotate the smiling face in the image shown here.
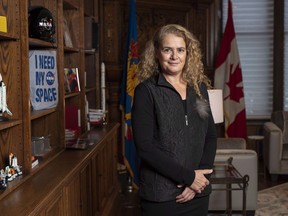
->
[156,33,187,76]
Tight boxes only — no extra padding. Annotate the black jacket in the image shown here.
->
[132,73,217,202]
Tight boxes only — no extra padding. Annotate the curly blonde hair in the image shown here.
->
[137,24,211,97]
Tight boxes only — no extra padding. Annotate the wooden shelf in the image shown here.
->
[0,33,18,41]
[64,46,80,53]
[86,86,97,92]
[84,49,96,55]
[0,0,108,214]
[31,108,57,120]
[0,119,22,130]
[65,91,80,99]
[29,38,57,48]
[63,0,79,10]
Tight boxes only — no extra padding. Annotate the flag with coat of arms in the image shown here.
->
[120,0,139,186]
[214,0,247,139]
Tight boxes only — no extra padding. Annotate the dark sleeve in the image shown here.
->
[132,83,195,186]
[198,84,217,177]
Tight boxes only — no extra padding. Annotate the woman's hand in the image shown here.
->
[190,169,213,194]
[175,186,196,203]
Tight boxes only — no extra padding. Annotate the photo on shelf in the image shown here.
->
[64,68,80,92]
[63,16,73,48]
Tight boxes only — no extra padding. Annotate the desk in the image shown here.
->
[210,157,249,216]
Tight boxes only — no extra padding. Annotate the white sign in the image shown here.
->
[29,50,58,110]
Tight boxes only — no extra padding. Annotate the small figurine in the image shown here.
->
[0,169,7,190]
[5,166,14,182]
[10,154,22,176]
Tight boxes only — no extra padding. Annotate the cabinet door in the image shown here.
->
[106,135,117,196]
[45,192,65,216]
[35,190,65,216]
[91,153,101,214]
[98,146,107,210]
[80,162,92,216]
[64,174,81,216]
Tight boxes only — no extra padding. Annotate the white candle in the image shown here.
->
[78,109,81,128]
[101,62,105,88]
[101,62,106,113]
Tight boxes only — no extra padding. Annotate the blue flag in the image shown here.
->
[120,0,139,186]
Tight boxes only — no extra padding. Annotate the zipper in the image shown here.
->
[184,99,188,126]
[185,115,188,126]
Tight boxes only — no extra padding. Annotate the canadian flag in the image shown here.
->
[214,0,247,139]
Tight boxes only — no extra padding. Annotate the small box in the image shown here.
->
[31,136,51,156]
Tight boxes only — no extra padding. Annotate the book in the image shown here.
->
[65,104,81,133]
[88,109,105,125]
[64,68,80,92]
[31,158,39,169]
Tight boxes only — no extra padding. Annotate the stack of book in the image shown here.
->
[88,109,105,125]
[65,129,88,149]
[65,129,78,143]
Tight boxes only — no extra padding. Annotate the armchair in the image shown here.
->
[208,138,258,216]
[263,111,288,180]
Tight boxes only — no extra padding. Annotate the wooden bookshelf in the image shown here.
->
[0,0,119,215]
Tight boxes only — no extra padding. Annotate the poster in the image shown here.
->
[29,50,58,110]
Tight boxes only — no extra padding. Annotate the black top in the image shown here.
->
[132,74,217,202]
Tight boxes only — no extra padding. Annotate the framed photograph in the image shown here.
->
[64,68,80,92]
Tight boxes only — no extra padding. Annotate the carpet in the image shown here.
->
[255,182,288,216]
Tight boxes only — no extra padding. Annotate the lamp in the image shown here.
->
[208,89,224,124]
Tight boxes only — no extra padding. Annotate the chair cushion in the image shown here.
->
[217,138,246,150]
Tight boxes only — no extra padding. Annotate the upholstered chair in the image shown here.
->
[263,111,288,181]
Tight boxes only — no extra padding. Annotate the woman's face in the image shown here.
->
[157,33,187,76]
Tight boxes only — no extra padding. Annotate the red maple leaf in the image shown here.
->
[226,63,244,102]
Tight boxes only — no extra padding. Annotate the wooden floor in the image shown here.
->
[116,158,288,216]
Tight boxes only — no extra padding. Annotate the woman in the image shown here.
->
[131,24,217,215]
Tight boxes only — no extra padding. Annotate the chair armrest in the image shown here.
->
[217,138,246,150]
[263,122,283,173]
[209,149,258,211]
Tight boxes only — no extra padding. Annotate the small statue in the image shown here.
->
[10,153,22,176]
[0,169,7,190]
[5,166,14,182]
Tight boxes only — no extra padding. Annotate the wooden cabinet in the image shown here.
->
[37,190,65,216]
[0,0,26,176]
[0,0,116,214]
[0,123,120,216]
